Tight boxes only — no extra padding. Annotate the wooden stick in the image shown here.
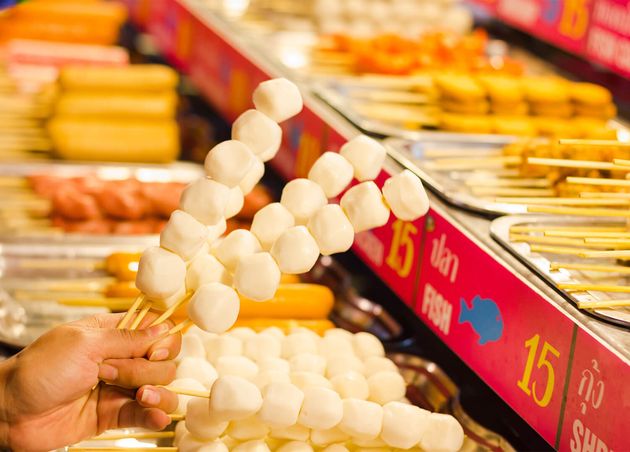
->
[117,294,145,329]
[558,139,630,147]
[169,318,193,335]
[578,249,630,258]
[164,384,209,398]
[149,293,191,327]
[527,205,630,217]
[527,157,626,171]
[584,237,630,245]
[580,192,630,199]
[510,234,621,248]
[473,187,556,197]
[545,230,630,238]
[577,299,630,309]
[558,283,630,293]
[467,178,552,188]
[89,431,175,441]
[566,176,630,187]
[129,302,153,330]
[425,155,521,171]
[510,225,625,233]
[18,258,105,270]
[550,262,630,274]
[497,197,629,206]
[530,244,589,256]
[613,158,630,167]
[422,148,502,158]
[168,413,185,422]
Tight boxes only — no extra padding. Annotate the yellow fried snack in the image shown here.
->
[476,76,524,103]
[574,103,617,119]
[492,102,529,115]
[435,74,486,102]
[493,116,538,136]
[530,102,573,118]
[441,99,490,114]
[523,77,569,104]
[573,117,618,139]
[534,117,575,137]
[570,82,612,106]
[440,113,493,133]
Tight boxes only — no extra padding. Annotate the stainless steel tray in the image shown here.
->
[0,239,153,348]
[385,136,526,216]
[490,215,630,329]
[315,81,521,144]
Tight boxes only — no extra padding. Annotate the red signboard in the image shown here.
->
[558,329,628,451]
[413,207,576,445]
[585,0,630,79]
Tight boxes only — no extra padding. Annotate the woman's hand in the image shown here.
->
[0,313,182,451]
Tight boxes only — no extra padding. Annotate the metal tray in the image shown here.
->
[392,353,515,452]
[315,81,521,144]
[0,160,204,239]
[385,136,527,217]
[0,239,153,348]
[490,215,630,329]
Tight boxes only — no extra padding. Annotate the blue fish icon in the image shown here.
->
[458,295,503,345]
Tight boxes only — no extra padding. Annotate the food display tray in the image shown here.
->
[384,137,524,216]
[0,239,154,348]
[490,215,630,329]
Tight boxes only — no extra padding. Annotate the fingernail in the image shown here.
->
[141,388,160,406]
[98,363,118,382]
[149,348,169,361]
[148,323,169,337]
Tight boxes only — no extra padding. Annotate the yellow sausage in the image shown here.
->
[105,252,141,281]
[55,91,178,120]
[104,281,140,298]
[231,319,335,336]
[239,284,334,319]
[48,118,180,163]
[59,65,178,92]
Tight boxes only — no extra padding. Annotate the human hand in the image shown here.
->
[0,313,182,451]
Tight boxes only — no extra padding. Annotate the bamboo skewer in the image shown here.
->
[58,298,135,310]
[497,197,629,206]
[558,139,630,147]
[510,225,625,233]
[527,205,630,217]
[558,283,630,293]
[578,250,630,258]
[474,187,556,197]
[581,192,630,199]
[545,230,630,238]
[527,157,627,171]
[584,237,630,245]
[530,244,589,256]
[577,299,630,309]
[129,302,153,330]
[164,385,209,398]
[149,293,191,327]
[550,262,630,274]
[425,155,521,171]
[168,413,185,422]
[567,176,630,187]
[89,431,175,441]
[116,294,145,329]
[422,148,502,158]
[613,158,630,167]
[467,178,552,188]
[169,318,193,335]
[509,234,623,248]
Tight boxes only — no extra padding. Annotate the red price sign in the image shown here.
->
[413,207,574,445]
[585,0,630,79]
[557,329,628,451]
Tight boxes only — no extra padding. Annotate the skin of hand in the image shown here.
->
[0,312,182,451]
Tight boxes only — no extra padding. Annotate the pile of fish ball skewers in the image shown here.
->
[171,326,464,451]
[115,77,456,450]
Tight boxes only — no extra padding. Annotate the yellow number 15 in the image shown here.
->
[517,334,560,408]
[386,219,417,278]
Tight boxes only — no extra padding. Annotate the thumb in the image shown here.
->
[97,323,171,360]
